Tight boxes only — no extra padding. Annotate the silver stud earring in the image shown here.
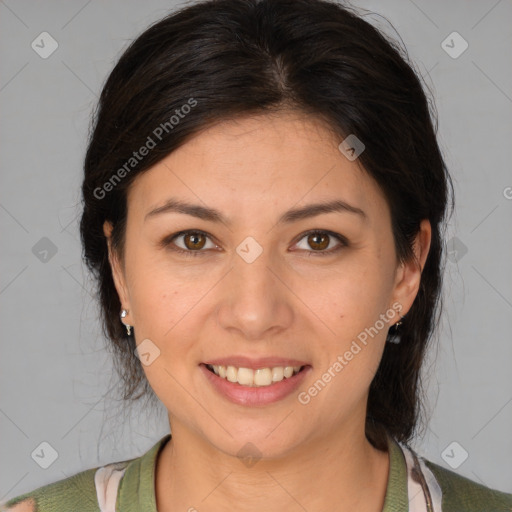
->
[120,309,132,336]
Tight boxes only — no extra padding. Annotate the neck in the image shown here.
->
[155,422,390,512]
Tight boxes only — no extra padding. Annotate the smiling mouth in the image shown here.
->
[205,363,306,387]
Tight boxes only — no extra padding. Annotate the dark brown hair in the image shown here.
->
[80,0,454,449]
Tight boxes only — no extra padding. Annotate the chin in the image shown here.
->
[198,418,310,462]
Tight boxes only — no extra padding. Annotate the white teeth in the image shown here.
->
[226,365,237,383]
[237,367,254,386]
[207,364,303,387]
[272,367,284,382]
[254,368,272,386]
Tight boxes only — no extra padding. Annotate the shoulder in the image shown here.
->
[423,458,512,511]
[0,466,99,512]
[1,435,171,512]
[0,460,134,512]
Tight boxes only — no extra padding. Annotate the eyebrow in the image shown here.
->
[144,197,367,225]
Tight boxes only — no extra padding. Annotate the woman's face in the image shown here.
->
[104,111,430,459]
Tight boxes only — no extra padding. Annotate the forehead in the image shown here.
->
[126,112,388,228]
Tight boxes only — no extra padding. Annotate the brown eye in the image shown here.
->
[183,232,207,250]
[294,230,347,256]
[307,232,330,251]
[162,230,217,256]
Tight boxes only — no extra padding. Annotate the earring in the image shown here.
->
[387,316,403,344]
[120,309,132,336]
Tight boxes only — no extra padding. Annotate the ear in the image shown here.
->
[103,220,132,323]
[389,219,431,318]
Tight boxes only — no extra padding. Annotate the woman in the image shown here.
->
[2,0,511,511]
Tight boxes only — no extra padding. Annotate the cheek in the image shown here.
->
[317,254,394,323]
[311,282,391,411]
[127,262,213,375]
[125,246,186,327]
[309,253,395,379]
[131,277,190,342]
[128,274,199,410]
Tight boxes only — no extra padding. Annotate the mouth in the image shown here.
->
[200,361,311,406]
[204,363,306,387]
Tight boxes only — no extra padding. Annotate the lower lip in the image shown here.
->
[200,364,311,406]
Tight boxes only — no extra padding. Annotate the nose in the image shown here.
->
[215,247,294,341]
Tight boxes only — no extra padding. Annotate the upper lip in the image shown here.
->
[203,356,310,369]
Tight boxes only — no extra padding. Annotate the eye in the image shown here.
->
[293,230,348,256]
[162,230,218,257]
[160,229,348,257]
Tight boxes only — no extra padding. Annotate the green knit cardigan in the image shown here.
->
[2,434,511,512]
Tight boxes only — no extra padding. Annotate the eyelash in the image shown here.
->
[160,229,348,258]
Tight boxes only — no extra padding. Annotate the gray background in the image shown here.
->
[1,0,511,501]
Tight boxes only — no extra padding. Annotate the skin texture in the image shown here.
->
[104,111,431,512]
[1,499,35,512]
